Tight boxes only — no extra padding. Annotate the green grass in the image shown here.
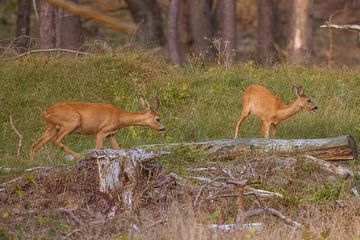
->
[0,49,359,167]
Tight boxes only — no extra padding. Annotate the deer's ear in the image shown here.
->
[293,84,304,97]
[140,98,150,110]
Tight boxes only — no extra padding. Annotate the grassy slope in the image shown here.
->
[0,50,359,168]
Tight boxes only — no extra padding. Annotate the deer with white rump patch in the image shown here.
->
[234,84,317,138]
[30,98,165,160]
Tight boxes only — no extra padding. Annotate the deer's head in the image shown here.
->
[293,84,318,112]
[140,97,165,131]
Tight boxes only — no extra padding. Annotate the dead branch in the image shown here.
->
[9,116,23,160]
[193,177,226,207]
[245,188,283,198]
[245,208,303,228]
[205,222,263,231]
[3,48,88,61]
[44,0,137,34]
[304,155,353,178]
[320,24,360,32]
[186,167,218,172]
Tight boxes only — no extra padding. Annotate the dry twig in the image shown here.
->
[9,116,23,160]
[3,48,88,61]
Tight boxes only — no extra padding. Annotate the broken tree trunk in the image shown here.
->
[139,135,357,161]
[86,149,167,212]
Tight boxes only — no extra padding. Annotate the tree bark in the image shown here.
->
[257,0,276,66]
[222,0,237,67]
[15,0,32,52]
[287,0,313,64]
[124,0,166,46]
[86,149,167,212]
[187,0,214,59]
[39,0,56,49]
[139,135,358,161]
[168,0,182,65]
[55,0,82,50]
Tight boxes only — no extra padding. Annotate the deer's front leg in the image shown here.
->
[261,121,271,138]
[95,132,106,149]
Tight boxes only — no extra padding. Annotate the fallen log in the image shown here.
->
[139,135,358,161]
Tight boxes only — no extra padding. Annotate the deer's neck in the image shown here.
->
[277,100,302,121]
[117,111,148,127]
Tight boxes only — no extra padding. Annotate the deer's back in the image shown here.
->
[243,84,283,119]
[43,102,123,133]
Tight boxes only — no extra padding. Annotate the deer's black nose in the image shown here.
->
[312,106,318,112]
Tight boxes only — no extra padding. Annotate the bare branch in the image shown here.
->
[245,208,303,228]
[2,48,88,61]
[44,0,137,34]
[320,24,360,32]
[193,177,226,207]
[9,116,23,160]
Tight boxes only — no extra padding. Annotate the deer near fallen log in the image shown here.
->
[30,98,165,160]
[234,84,318,138]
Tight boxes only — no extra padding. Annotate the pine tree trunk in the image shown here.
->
[287,0,313,64]
[187,0,214,59]
[168,0,182,65]
[222,0,237,67]
[55,0,82,50]
[39,0,56,49]
[257,0,276,66]
[15,0,32,52]
[125,0,165,46]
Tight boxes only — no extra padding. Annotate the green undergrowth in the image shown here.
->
[0,49,359,169]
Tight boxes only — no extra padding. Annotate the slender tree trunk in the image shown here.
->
[15,0,32,52]
[55,0,82,50]
[222,0,237,67]
[187,0,214,59]
[178,0,193,54]
[168,0,182,65]
[39,0,56,49]
[287,0,313,64]
[257,0,276,66]
[124,0,166,46]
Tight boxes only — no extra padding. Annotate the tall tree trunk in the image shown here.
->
[187,0,214,59]
[257,0,276,67]
[168,0,182,65]
[222,0,237,67]
[272,0,291,62]
[287,0,313,64]
[124,0,166,46]
[15,0,32,52]
[40,0,82,50]
[55,0,82,50]
[39,0,56,49]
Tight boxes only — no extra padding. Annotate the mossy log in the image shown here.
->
[139,135,357,161]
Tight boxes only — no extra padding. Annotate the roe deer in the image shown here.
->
[234,84,317,138]
[30,98,165,160]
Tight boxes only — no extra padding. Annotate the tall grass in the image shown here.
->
[0,49,359,166]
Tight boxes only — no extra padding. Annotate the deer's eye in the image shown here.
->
[307,99,311,103]
[155,117,160,122]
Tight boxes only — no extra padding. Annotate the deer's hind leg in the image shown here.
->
[30,124,57,160]
[53,122,80,158]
